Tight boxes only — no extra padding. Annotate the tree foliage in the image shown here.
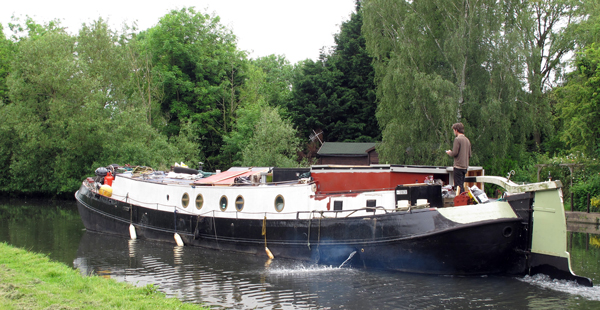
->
[363,0,525,171]
[554,45,600,157]
[1,2,599,198]
[0,20,188,196]
[252,54,294,108]
[241,105,302,167]
[140,7,243,170]
[222,56,298,167]
[516,0,587,148]
[289,2,379,143]
[0,24,14,103]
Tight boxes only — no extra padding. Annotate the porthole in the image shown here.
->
[274,195,285,212]
[219,196,228,211]
[503,226,513,238]
[235,195,244,212]
[195,194,204,210]
[181,193,189,208]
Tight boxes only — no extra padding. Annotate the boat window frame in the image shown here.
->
[235,195,244,212]
[219,195,228,211]
[274,195,285,212]
[195,193,204,210]
[182,192,190,208]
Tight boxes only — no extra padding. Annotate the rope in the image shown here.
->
[307,216,312,250]
[262,215,268,247]
[194,215,201,239]
[212,211,218,243]
[174,208,177,233]
[317,214,322,251]
[262,215,274,259]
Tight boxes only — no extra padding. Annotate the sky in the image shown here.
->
[1,0,357,64]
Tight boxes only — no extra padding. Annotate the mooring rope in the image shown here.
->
[212,210,218,243]
[262,215,274,259]
[307,214,312,250]
[262,215,268,246]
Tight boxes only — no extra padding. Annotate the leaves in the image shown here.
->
[141,7,242,170]
[289,3,379,143]
[554,45,600,157]
[241,105,302,167]
[0,19,189,196]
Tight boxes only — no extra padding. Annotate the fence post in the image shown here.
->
[571,192,574,212]
[587,193,591,213]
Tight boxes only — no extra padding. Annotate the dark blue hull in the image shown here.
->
[76,184,528,276]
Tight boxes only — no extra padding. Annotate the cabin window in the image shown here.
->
[334,201,343,211]
[181,193,189,208]
[274,195,285,212]
[219,196,228,211]
[366,199,376,212]
[235,195,244,212]
[195,194,204,210]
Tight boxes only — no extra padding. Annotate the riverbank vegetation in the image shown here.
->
[0,242,204,309]
[0,1,599,210]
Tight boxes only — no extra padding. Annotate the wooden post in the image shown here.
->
[588,193,591,213]
[571,192,574,212]
[569,231,572,251]
[587,233,590,251]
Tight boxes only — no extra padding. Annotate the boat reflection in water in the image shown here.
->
[73,231,600,309]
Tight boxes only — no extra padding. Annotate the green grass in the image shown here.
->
[0,242,206,309]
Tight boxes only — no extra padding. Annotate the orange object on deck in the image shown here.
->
[453,191,472,206]
[104,172,114,186]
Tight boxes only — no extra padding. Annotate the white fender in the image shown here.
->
[174,233,184,246]
[129,224,137,240]
[265,246,274,259]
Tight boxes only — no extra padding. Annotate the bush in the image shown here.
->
[571,171,600,212]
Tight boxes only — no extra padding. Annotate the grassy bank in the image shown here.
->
[0,242,205,309]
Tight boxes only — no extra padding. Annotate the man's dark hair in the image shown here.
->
[452,123,465,134]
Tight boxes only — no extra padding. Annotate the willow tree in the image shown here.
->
[516,0,586,150]
[363,0,525,172]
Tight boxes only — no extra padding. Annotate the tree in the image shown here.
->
[241,105,302,167]
[363,0,525,170]
[141,7,242,170]
[0,24,14,103]
[0,19,188,196]
[252,54,294,108]
[222,55,297,166]
[327,1,379,141]
[289,1,379,143]
[554,45,600,157]
[122,25,165,126]
[289,57,339,140]
[517,0,587,150]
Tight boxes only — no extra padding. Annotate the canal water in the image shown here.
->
[1,199,599,309]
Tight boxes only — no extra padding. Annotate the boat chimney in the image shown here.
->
[260,172,268,184]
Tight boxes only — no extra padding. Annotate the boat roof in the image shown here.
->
[193,167,270,186]
[311,164,483,174]
[317,142,376,156]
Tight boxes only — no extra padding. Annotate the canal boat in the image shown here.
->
[75,164,592,286]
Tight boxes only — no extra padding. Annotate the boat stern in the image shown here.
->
[466,176,593,287]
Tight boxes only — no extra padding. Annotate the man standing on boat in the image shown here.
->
[446,123,471,193]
